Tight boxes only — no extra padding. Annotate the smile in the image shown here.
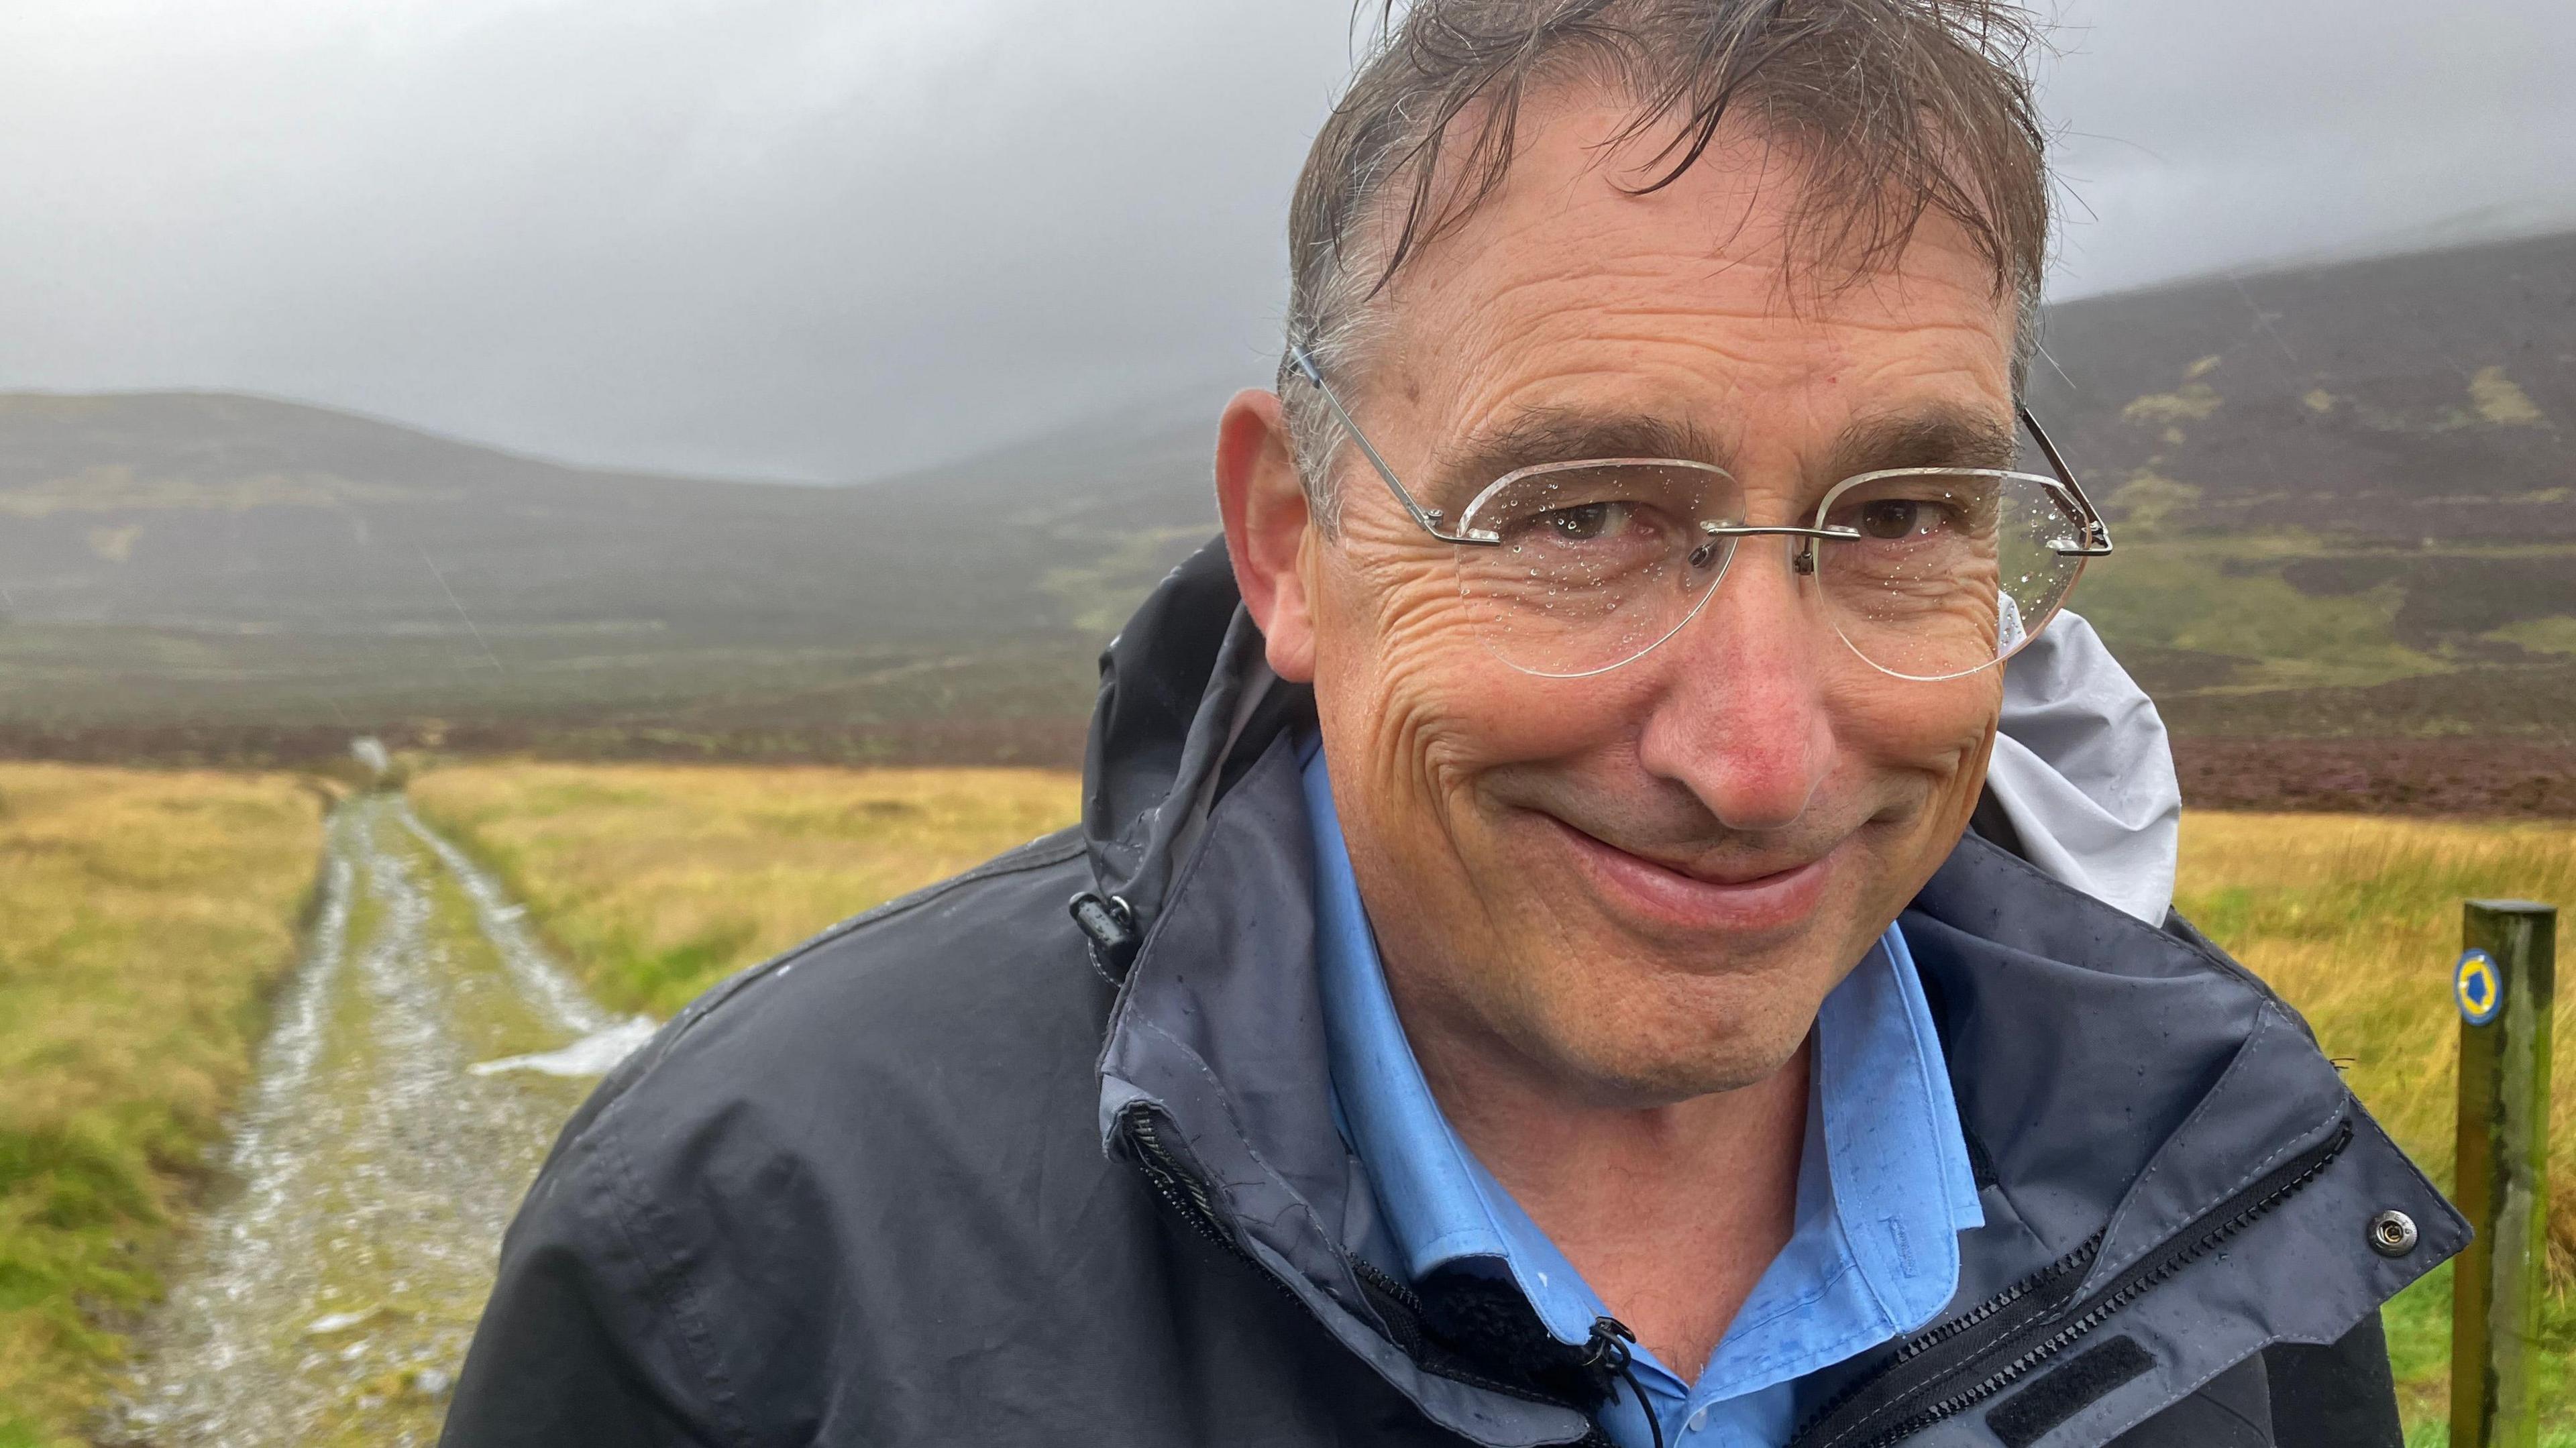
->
[1543,816,1842,936]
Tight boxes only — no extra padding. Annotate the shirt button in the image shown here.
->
[1686,1408,1708,1434]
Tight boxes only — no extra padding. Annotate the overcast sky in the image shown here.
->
[2,0,2571,482]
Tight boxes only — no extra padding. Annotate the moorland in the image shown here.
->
[3,230,2572,811]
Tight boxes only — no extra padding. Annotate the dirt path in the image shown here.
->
[115,793,650,1448]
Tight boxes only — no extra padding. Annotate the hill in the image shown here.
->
[2023,229,2576,810]
[1,230,2571,806]
[0,392,1216,764]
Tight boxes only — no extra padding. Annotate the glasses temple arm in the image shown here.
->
[2019,406,2115,557]
[1289,346,1495,545]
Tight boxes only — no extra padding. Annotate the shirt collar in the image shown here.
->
[1300,734,1982,1401]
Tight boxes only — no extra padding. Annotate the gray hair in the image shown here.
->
[1277,0,2053,528]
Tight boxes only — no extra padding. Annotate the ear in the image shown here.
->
[1214,388,1319,683]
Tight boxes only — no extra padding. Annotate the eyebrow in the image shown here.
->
[1430,408,1725,506]
[1828,406,2019,478]
[1423,399,2021,508]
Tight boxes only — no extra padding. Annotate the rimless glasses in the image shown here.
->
[1287,346,2113,682]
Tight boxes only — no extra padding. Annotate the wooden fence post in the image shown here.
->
[2449,899,2555,1448]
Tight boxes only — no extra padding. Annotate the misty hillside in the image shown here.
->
[2024,228,2575,746]
[1,229,2571,782]
[0,389,1218,638]
[0,390,1218,757]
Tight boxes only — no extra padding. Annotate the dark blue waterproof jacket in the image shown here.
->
[442,543,2464,1448]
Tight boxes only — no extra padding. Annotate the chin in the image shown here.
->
[1517,941,1833,1105]
[1551,1027,1809,1107]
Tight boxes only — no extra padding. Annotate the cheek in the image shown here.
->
[1312,554,1454,763]
[1309,549,1606,815]
[1828,666,1999,813]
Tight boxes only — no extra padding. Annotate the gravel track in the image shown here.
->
[115,794,644,1448]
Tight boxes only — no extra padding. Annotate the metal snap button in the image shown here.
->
[2367,1209,2418,1257]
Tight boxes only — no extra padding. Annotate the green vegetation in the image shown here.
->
[0,765,323,1448]
[407,762,1082,1016]
[2068,527,2576,750]
[1040,523,1216,634]
[2176,814,2575,1443]
[2076,535,2446,693]
[2489,616,2576,658]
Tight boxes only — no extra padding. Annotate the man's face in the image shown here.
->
[1258,101,2014,1108]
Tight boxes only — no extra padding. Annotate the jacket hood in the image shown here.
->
[1990,610,2182,925]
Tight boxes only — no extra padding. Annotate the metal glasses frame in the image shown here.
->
[1285,345,2115,565]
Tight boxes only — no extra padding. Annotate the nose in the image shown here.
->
[1632,539,1835,832]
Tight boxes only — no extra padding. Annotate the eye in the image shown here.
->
[1855,498,1943,540]
[1536,500,1638,542]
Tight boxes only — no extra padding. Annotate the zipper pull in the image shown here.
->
[1583,1318,1664,1448]
[1581,1317,1636,1373]
[1068,891,1140,981]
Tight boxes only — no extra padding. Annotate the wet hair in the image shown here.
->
[1279,0,2053,523]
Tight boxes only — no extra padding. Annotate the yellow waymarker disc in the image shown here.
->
[2454,948,2504,1025]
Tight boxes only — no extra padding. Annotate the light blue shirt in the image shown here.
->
[1300,738,1984,1448]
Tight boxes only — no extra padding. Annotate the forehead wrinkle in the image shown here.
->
[1419,283,2005,410]
[1387,179,2010,403]
[1410,194,2008,343]
[1421,252,1789,347]
[1409,190,2003,359]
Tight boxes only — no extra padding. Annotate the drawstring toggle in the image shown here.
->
[1069,892,1140,981]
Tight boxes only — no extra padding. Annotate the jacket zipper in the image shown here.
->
[1130,1102,2349,1448]
[1118,1103,1309,1311]
[1118,1103,1617,1445]
[1788,1115,2355,1448]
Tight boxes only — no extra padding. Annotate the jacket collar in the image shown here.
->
[1081,541,2463,1448]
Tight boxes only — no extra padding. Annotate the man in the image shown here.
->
[443,3,2461,1445]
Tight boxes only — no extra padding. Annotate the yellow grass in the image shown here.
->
[0,765,324,1448]
[406,763,1082,1017]
[2175,813,2575,1438]
[2176,815,2575,1270]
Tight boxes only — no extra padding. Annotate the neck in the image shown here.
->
[1400,995,1810,1383]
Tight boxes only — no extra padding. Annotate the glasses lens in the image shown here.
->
[1815,469,2086,681]
[1454,461,1739,677]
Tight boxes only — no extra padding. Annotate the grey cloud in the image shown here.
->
[0,0,2567,482]
[2039,0,2576,292]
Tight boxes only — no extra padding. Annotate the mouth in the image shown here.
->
[1542,816,1844,936]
